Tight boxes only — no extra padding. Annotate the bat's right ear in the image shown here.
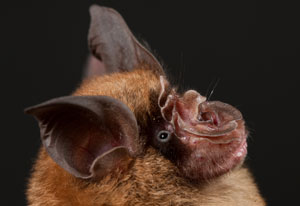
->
[85,5,164,78]
[25,96,141,180]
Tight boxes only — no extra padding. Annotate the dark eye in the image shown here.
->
[157,130,171,142]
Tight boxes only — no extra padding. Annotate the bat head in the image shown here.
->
[26,5,248,182]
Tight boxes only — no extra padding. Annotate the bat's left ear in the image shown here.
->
[25,96,141,180]
[86,5,164,77]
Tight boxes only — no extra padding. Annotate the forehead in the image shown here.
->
[73,68,162,116]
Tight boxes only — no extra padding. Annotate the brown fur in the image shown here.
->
[75,67,161,129]
[27,68,265,205]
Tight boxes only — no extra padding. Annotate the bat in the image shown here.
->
[25,5,265,206]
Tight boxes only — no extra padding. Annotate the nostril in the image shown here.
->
[198,111,220,126]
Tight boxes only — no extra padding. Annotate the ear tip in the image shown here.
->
[89,5,108,16]
[89,4,119,18]
[24,106,38,115]
[24,106,33,114]
[89,4,101,13]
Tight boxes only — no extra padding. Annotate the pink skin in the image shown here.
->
[158,77,248,180]
[175,118,248,180]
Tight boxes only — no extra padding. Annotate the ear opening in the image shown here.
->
[25,96,140,179]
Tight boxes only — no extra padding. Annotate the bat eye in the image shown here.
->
[157,130,171,142]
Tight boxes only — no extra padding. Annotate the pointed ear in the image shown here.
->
[87,5,164,76]
[25,96,140,179]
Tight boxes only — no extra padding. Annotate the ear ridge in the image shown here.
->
[25,95,140,179]
[87,5,164,76]
[90,146,132,179]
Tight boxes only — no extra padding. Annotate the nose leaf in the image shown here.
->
[159,88,243,141]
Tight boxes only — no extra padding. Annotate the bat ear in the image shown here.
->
[83,55,107,78]
[25,96,140,179]
[86,5,164,77]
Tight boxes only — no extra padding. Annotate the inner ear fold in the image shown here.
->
[83,55,107,78]
[87,5,164,76]
[25,96,140,179]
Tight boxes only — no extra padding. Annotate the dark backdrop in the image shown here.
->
[1,0,299,205]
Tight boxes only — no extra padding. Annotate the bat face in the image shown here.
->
[149,77,248,180]
[26,4,248,187]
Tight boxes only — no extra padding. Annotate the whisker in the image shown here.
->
[207,77,220,101]
[205,78,216,98]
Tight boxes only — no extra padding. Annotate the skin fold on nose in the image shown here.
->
[172,90,243,139]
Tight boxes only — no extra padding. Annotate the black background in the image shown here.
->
[1,0,299,205]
